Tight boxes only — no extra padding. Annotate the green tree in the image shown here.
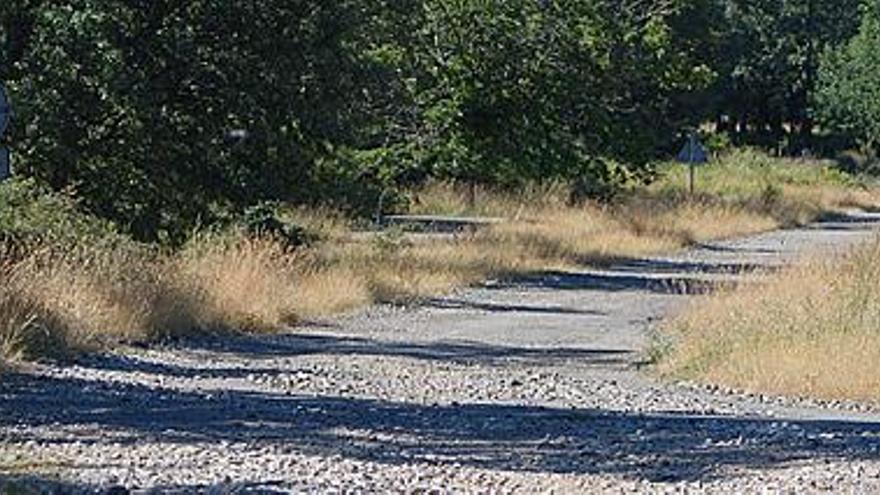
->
[711,0,861,149]
[2,1,380,241]
[815,1,880,151]
[368,0,715,189]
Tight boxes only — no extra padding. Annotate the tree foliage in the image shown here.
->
[0,1,871,241]
[3,0,377,240]
[705,0,861,147]
[815,1,880,151]
[368,0,714,187]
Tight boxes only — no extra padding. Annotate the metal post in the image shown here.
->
[375,189,388,228]
[0,83,11,182]
[688,133,695,196]
[689,162,695,196]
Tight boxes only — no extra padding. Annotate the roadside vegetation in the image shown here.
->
[1,149,875,367]
[656,235,880,404]
[6,0,880,406]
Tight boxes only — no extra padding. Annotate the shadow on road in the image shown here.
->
[423,298,607,315]
[0,474,289,495]
[692,242,781,255]
[2,370,880,486]
[74,334,636,375]
[608,258,772,275]
[492,270,722,295]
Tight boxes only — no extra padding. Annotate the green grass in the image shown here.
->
[649,147,857,199]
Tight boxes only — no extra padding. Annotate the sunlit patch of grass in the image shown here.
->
[175,231,302,332]
[289,264,372,318]
[656,237,880,403]
[649,147,878,224]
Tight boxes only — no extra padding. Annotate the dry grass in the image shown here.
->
[1,149,877,366]
[0,244,197,365]
[0,232,307,366]
[289,149,877,311]
[290,197,795,310]
[174,232,303,332]
[0,282,68,363]
[656,237,880,403]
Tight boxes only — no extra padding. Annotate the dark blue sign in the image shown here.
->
[677,134,708,164]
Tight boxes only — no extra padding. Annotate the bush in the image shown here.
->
[0,178,119,250]
[241,202,312,247]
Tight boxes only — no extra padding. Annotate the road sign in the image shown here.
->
[0,84,9,137]
[0,147,10,182]
[677,133,708,195]
[677,134,708,164]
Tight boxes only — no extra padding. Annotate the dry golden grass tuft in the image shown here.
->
[656,237,880,403]
[0,281,68,364]
[175,232,302,332]
[0,244,198,365]
[284,254,372,319]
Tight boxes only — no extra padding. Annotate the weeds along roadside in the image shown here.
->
[0,149,877,366]
[654,236,880,404]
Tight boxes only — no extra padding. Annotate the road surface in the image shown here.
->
[3,212,880,493]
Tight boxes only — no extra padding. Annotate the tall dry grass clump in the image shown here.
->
[0,243,198,365]
[0,232,323,365]
[657,236,880,403]
[174,232,302,332]
[0,276,68,364]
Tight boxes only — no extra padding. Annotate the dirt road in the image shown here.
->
[3,212,880,493]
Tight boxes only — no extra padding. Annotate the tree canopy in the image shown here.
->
[0,0,873,241]
[816,1,880,151]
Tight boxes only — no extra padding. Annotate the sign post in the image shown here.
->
[0,148,9,182]
[676,132,708,195]
[0,83,10,182]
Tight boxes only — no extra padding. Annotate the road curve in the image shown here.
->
[3,212,880,493]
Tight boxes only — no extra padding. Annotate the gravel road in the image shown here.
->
[4,212,880,494]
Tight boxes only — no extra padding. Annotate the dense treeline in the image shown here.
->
[0,1,875,241]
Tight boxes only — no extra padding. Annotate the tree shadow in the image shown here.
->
[0,473,288,494]
[807,212,880,231]
[2,371,880,485]
[423,297,608,315]
[80,333,636,374]
[814,211,880,225]
[692,242,780,255]
[491,270,721,295]
[608,258,772,275]
[0,475,101,495]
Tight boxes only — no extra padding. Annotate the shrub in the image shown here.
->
[241,202,312,247]
[0,177,119,250]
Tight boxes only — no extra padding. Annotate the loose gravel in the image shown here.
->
[4,212,880,494]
